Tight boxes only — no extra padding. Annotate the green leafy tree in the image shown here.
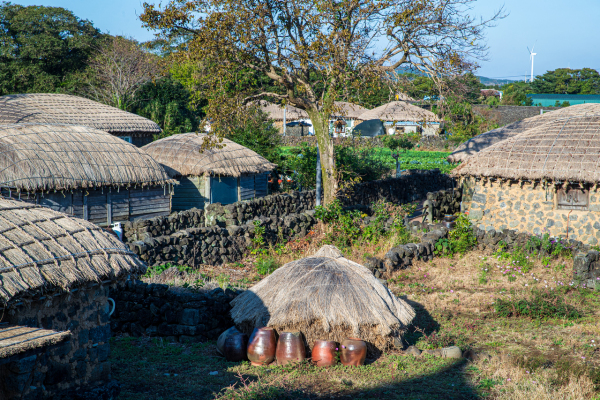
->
[531,68,600,95]
[141,0,504,204]
[0,2,102,94]
[226,107,282,165]
[499,82,533,106]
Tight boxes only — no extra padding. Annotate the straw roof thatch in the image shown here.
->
[331,101,369,119]
[257,100,309,121]
[448,103,600,163]
[142,132,276,178]
[452,114,600,183]
[0,123,173,192]
[358,101,441,123]
[396,93,416,102]
[0,93,161,134]
[0,198,146,304]
[0,325,71,358]
[230,245,416,353]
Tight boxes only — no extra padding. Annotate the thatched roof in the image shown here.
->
[0,93,161,134]
[331,102,369,119]
[358,101,441,123]
[142,132,276,178]
[257,100,309,121]
[452,114,600,183]
[448,103,600,163]
[230,245,416,353]
[0,325,71,358]
[397,93,416,102]
[0,198,146,304]
[0,123,173,192]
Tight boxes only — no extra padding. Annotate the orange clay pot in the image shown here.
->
[311,340,338,367]
[276,331,306,365]
[247,327,277,366]
[340,338,367,366]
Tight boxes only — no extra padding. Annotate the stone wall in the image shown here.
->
[110,281,239,342]
[573,251,600,290]
[473,105,557,126]
[425,189,462,221]
[123,208,205,243]
[466,179,600,245]
[0,285,114,399]
[129,211,318,267]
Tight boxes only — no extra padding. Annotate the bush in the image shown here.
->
[434,214,477,257]
[381,135,415,152]
[255,255,279,275]
[494,290,581,320]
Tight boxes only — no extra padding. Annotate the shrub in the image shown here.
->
[434,214,477,257]
[255,255,280,275]
[494,290,581,320]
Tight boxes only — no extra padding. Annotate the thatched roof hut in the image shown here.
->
[257,100,309,121]
[396,93,416,102]
[358,101,440,123]
[230,245,416,353]
[448,103,600,163]
[0,123,174,225]
[0,123,172,192]
[331,101,369,120]
[452,114,600,182]
[142,133,276,209]
[0,197,146,304]
[0,93,161,147]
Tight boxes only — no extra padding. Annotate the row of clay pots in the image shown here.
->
[218,327,367,367]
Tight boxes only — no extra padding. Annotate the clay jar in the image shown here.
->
[247,327,277,366]
[311,340,338,367]
[276,331,306,365]
[217,327,241,356]
[443,214,457,230]
[223,332,249,362]
[340,338,367,366]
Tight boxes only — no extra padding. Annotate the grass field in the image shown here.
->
[112,226,600,399]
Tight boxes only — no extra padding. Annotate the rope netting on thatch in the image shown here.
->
[0,198,146,304]
[358,100,441,123]
[230,245,416,352]
[452,114,600,183]
[0,123,173,192]
[142,132,276,178]
[448,103,600,163]
[0,93,161,134]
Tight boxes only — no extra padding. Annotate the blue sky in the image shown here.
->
[9,0,600,79]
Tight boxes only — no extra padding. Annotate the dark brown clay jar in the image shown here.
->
[340,338,367,366]
[217,326,241,356]
[311,340,338,367]
[223,332,248,362]
[276,331,306,365]
[443,214,457,230]
[247,327,277,366]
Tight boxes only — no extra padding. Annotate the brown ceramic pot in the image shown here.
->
[247,327,277,366]
[223,332,248,362]
[217,326,241,356]
[340,338,367,366]
[276,331,306,365]
[311,340,338,367]
[443,214,457,230]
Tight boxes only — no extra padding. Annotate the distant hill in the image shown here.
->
[477,76,520,86]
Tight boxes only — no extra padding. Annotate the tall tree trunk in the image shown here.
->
[308,110,337,205]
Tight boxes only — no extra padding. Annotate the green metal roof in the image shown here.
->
[527,94,600,106]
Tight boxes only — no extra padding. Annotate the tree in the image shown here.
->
[141,0,504,204]
[0,2,102,95]
[82,36,159,110]
[226,107,282,164]
[531,68,600,95]
[500,81,533,106]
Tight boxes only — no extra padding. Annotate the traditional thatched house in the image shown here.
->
[330,101,369,137]
[257,100,310,135]
[230,245,415,354]
[453,114,600,245]
[142,133,276,210]
[358,101,442,136]
[0,93,161,147]
[0,123,173,226]
[448,103,600,163]
[0,198,146,399]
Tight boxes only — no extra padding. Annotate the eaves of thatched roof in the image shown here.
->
[0,93,161,134]
[0,198,146,304]
[0,123,173,192]
[358,101,440,123]
[142,132,276,178]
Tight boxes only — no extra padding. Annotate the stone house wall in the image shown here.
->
[0,285,113,399]
[110,281,239,342]
[466,179,600,245]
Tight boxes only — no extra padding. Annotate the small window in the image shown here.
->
[556,186,589,210]
[121,136,132,143]
[394,126,405,134]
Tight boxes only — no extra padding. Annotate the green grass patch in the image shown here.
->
[494,290,581,320]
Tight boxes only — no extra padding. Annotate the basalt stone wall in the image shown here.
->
[128,211,317,267]
[110,281,239,342]
[338,169,456,207]
[281,136,387,147]
[205,191,316,228]
[573,251,600,290]
[0,285,114,400]
[426,189,462,220]
[473,105,557,126]
[123,208,205,244]
[467,179,600,245]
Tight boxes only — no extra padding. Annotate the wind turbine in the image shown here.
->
[528,45,537,83]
